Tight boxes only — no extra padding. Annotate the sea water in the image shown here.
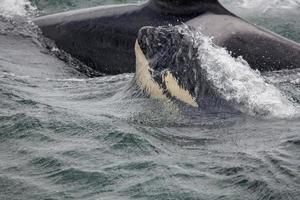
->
[0,0,299,199]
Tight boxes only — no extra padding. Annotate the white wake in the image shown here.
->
[178,25,299,118]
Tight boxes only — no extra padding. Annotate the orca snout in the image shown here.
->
[137,26,171,61]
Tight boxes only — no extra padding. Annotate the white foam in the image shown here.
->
[0,0,36,16]
[182,26,299,118]
[221,0,300,12]
[240,0,299,9]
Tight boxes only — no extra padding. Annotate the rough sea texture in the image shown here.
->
[0,0,300,200]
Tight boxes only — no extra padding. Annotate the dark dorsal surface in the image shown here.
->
[33,0,231,75]
[149,0,230,15]
[33,0,300,75]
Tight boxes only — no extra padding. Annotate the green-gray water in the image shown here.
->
[0,0,300,200]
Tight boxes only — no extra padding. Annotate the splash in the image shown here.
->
[0,0,36,16]
[178,25,299,118]
[221,0,300,10]
[238,0,299,10]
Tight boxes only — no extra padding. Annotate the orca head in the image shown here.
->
[135,25,216,108]
[135,25,243,114]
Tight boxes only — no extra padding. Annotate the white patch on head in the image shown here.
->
[135,41,166,100]
[164,71,198,107]
[135,40,198,107]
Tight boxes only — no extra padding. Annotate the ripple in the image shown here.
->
[99,130,160,155]
[103,160,157,172]
[286,139,300,146]
[47,168,121,189]
[0,113,54,142]
[0,175,49,200]
[213,166,244,176]
[30,156,64,170]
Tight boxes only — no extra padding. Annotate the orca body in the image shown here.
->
[33,0,300,75]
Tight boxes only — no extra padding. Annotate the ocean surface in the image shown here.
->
[0,0,300,200]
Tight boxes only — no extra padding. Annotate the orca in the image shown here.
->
[33,0,300,75]
[135,25,228,109]
[134,25,299,113]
